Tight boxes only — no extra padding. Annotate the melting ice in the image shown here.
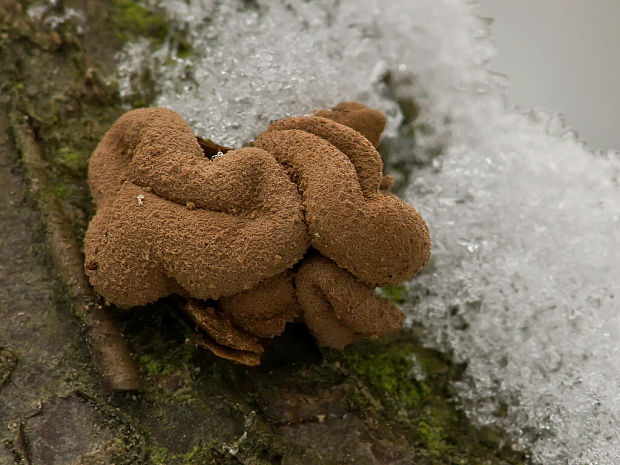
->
[116,1,620,463]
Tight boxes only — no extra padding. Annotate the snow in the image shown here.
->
[116,1,620,463]
[406,100,620,464]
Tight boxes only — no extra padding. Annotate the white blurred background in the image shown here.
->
[477,0,620,151]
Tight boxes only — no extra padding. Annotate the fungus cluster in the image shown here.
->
[84,103,431,365]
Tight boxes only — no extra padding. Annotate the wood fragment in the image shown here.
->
[192,333,261,366]
[9,108,140,391]
[184,299,264,354]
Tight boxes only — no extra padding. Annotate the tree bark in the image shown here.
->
[0,1,528,464]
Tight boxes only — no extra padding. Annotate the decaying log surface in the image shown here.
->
[9,106,140,392]
[0,1,529,464]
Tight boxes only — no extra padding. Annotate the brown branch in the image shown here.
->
[9,107,139,391]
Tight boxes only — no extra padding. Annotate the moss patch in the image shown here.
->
[340,341,428,409]
[377,284,406,304]
[110,0,168,44]
[335,336,527,463]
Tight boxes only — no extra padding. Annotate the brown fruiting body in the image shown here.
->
[84,103,431,364]
[295,254,404,349]
[314,102,387,148]
[86,108,309,307]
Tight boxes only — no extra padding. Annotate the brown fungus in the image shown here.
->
[314,101,387,148]
[84,103,431,364]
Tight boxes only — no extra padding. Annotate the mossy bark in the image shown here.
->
[0,1,529,464]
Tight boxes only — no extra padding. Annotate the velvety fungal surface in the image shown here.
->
[84,103,430,362]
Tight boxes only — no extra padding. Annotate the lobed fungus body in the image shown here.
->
[84,103,430,364]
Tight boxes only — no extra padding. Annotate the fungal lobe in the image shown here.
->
[84,102,430,364]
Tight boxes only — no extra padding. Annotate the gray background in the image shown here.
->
[477,0,620,151]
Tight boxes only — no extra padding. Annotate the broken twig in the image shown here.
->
[9,107,139,391]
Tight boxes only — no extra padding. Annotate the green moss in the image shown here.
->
[338,340,454,455]
[136,353,176,378]
[180,445,213,464]
[148,442,242,465]
[176,42,193,60]
[417,419,450,455]
[333,337,529,462]
[148,444,173,465]
[378,284,406,304]
[53,183,72,199]
[56,146,85,172]
[110,0,169,44]
[131,330,200,403]
[340,340,426,409]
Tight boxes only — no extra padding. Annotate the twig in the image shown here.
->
[9,107,140,391]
